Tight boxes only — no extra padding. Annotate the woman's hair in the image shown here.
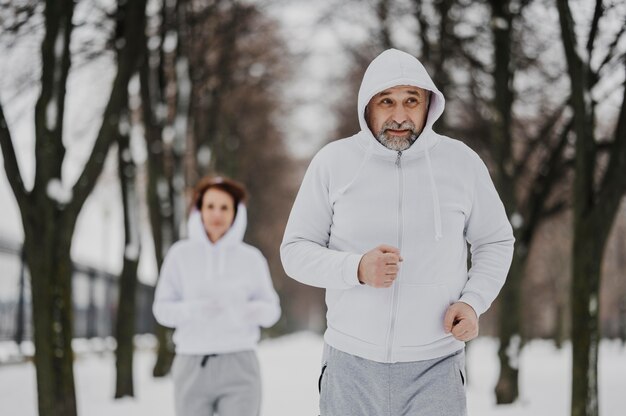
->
[192,175,248,216]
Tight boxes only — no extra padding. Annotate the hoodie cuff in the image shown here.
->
[341,253,364,288]
[458,292,486,317]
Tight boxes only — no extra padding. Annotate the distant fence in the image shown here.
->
[0,237,156,343]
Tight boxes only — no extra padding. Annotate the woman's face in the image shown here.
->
[200,188,235,243]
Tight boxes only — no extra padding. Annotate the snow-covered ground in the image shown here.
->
[1,333,625,416]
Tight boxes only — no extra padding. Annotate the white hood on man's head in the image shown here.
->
[357,48,445,142]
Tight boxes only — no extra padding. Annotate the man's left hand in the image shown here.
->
[443,302,479,342]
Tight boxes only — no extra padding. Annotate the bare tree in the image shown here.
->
[138,0,195,377]
[0,0,147,414]
[114,101,141,398]
[556,1,626,415]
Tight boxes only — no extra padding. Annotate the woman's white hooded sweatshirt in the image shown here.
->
[153,204,281,355]
[281,49,514,363]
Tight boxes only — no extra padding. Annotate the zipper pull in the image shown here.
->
[396,151,402,167]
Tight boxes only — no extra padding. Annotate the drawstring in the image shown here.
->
[200,354,217,367]
[336,136,442,241]
[337,140,374,196]
[425,146,442,241]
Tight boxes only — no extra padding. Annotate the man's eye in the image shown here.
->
[207,204,214,209]
[381,98,393,105]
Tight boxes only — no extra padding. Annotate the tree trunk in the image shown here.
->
[488,0,523,404]
[138,9,177,377]
[571,221,602,416]
[115,255,139,397]
[24,215,77,416]
[14,248,26,347]
[557,2,626,415]
[114,110,140,398]
[495,248,525,403]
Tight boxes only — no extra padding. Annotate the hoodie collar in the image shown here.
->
[187,203,247,248]
[357,48,445,159]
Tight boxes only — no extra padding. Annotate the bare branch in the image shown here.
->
[586,0,604,58]
[557,0,596,208]
[32,0,74,196]
[67,0,147,217]
[595,17,626,79]
[515,99,569,176]
[0,101,30,212]
[595,60,626,222]
[541,199,568,220]
[376,0,393,50]
[413,0,430,61]
[521,118,572,243]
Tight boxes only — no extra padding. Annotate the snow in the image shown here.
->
[505,333,521,369]
[197,145,212,168]
[161,126,175,144]
[162,31,177,54]
[45,98,58,131]
[1,334,625,416]
[124,242,140,261]
[510,212,524,230]
[46,178,73,205]
[492,17,509,30]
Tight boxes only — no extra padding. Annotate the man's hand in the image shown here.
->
[444,302,479,342]
[357,245,403,288]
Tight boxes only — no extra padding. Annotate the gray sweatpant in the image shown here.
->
[319,345,467,416]
[172,350,261,416]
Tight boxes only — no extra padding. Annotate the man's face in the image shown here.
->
[365,85,430,151]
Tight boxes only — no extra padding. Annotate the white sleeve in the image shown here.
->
[152,247,193,328]
[280,150,363,289]
[245,253,281,328]
[459,155,515,316]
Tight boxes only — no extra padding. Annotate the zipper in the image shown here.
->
[386,150,403,362]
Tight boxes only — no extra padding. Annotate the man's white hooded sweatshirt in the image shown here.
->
[281,49,514,363]
[153,204,281,355]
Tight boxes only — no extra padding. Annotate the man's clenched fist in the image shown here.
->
[444,302,479,342]
[357,245,403,288]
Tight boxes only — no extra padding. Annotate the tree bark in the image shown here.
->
[138,0,178,377]
[114,107,140,398]
[488,0,522,404]
[24,214,77,416]
[570,220,602,416]
[495,247,524,403]
[376,0,393,49]
[14,248,27,347]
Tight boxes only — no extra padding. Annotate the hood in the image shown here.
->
[187,202,247,248]
[357,48,445,155]
[340,49,444,241]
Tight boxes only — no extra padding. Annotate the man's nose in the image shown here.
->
[391,106,410,124]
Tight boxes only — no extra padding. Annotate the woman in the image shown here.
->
[153,176,281,416]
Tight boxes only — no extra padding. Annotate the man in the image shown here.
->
[280,49,514,415]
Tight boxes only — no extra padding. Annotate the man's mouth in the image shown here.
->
[385,129,411,137]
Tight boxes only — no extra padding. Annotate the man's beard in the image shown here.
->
[375,120,419,151]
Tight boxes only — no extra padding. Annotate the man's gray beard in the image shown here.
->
[376,131,418,151]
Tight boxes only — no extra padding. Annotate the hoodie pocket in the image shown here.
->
[394,283,451,347]
[327,288,389,345]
